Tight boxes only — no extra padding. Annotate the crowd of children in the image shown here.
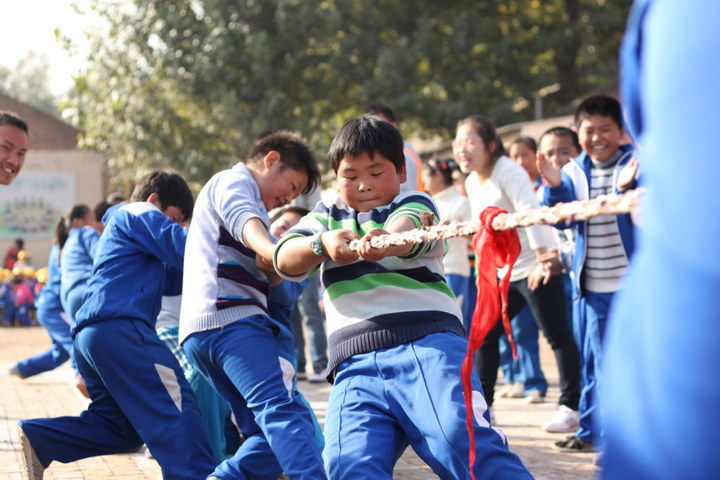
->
[0,261,38,327]
[4,89,640,480]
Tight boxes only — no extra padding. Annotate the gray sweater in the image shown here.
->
[179,163,271,343]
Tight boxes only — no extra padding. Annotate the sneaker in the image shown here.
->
[553,434,594,452]
[307,372,326,383]
[542,405,580,433]
[497,382,525,399]
[17,425,45,480]
[525,390,545,404]
[296,372,308,381]
[8,364,25,379]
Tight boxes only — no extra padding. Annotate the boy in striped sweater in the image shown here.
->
[179,131,326,480]
[274,115,531,480]
[539,95,638,452]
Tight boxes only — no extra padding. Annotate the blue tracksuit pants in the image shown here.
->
[446,273,474,332]
[574,290,613,444]
[323,332,533,480]
[19,319,216,480]
[61,286,85,323]
[499,305,548,395]
[15,307,73,378]
[183,315,326,480]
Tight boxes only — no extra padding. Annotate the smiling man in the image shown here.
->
[0,111,29,186]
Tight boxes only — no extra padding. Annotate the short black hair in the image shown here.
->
[329,115,405,173]
[574,95,624,130]
[94,201,112,223]
[65,204,92,228]
[58,204,92,247]
[539,126,582,154]
[249,130,320,195]
[509,136,537,154]
[130,170,194,221]
[364,103,397,123]
[0,111,29,135]
[269,205,311,224]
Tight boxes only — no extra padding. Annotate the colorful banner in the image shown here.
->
[0,172,76,238]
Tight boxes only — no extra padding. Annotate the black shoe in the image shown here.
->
[553,435,594,452]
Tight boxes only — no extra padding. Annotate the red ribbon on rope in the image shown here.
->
[461,206,521,479]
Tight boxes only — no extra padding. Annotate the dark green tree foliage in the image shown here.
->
[66,0,630,188]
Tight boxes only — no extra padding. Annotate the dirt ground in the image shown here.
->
[1,326,599,479]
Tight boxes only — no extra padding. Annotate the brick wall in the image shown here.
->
[0,92,81,150]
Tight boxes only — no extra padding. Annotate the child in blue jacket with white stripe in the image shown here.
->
[9,240,73,379]
[539,95,638,453]
[59,204,101,323]
[17,171,216,480]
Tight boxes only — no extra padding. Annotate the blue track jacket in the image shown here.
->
[542,144,636,300]
[72,202,187,335]
[36,244,62,311]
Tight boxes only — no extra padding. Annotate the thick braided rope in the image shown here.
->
[348,188,644,251]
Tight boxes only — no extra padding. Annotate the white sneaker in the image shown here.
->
[495,382,513,397]
[18,425,45,480]
[525,390,545,404]
[8,364,24,379]
[542,405,580,433]
[497,382,525,398]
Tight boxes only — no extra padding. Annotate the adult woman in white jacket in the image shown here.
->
[453,115,581,433]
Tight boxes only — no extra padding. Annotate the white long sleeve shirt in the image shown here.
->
[465,156,555,282]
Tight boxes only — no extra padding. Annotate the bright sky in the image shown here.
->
[1,1,96,95]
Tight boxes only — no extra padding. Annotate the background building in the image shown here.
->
[1,92,104,270]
